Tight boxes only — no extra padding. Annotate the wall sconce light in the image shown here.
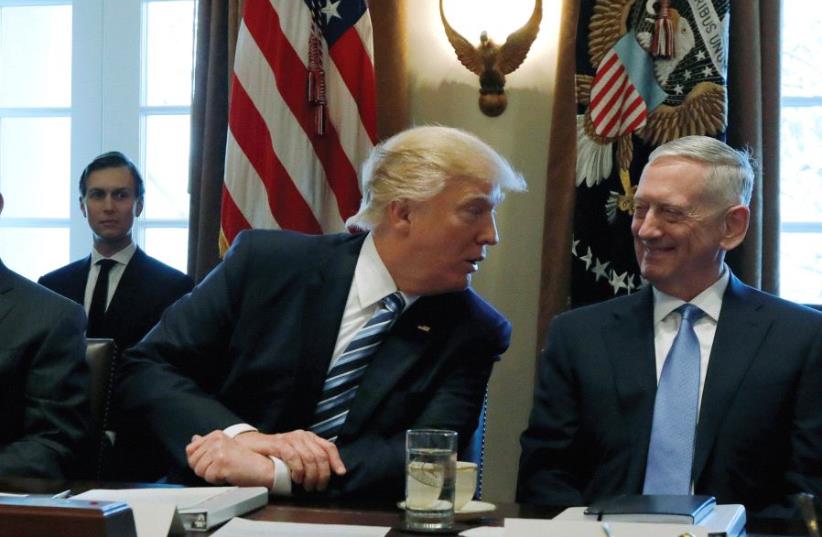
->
[439,0,542,117]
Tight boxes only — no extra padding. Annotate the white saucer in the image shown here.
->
[397,500,497,519]
[454,500,496,519]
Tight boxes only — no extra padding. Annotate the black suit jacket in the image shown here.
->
[0,261,90,478]
[39,247,193,480]
[117,230,511,498]
[39,247,194,351]
[517,275,822,515]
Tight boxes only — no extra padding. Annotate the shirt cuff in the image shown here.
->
[223,423,257,438]
[269,457,293,496]
[223,424,291,494]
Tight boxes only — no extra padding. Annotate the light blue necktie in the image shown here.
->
[643,303,704,494]
[310,292,406,443]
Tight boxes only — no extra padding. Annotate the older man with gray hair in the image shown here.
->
[117,125,526,498]
[518,135,822,516]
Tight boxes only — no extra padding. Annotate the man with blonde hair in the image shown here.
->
[118,125,526,497]
[518,135,822,516]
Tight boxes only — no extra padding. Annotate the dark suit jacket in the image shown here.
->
[0,261,90,478]
[517,275,822,515]
[39,247,194,351]
[39,247,193,481]
[117,230,511,498]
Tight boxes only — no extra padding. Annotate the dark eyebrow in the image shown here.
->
[88,187,131,193]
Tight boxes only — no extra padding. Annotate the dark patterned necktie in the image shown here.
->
[87,259,117,337]
[643,303,704,494]
[310,292,406,442]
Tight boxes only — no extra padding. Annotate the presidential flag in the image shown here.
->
[220,0,376,253]
[571,0,729,306]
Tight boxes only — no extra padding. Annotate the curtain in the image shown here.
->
[536,0,578,344]
[536,0,782,343]
[186,0,408,280]
[187,0,243,281]
[725,0,781,293]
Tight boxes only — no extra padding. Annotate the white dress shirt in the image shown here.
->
[83,242,137,313]
[651,267,730,410]
[225,234,416,493]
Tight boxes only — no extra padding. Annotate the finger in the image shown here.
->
[275,436,305,484]
[202,456,227,484]
[187,441,210,470]
[312,434,346,475]
[300,434,335,490]
[192,448,214,479]
[291,432,322,491]
[190,434,230,477]
[186,434,205,455]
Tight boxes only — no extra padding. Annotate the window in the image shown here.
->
[780,1,822,304]
[0,0,194,281]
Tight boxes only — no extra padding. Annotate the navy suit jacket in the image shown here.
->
[117,230,511,498]
[39,247,194,351]
[0,261,90,478]
[517,275,822,515]
[39,247,193,480]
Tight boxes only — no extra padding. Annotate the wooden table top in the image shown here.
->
[0,477,812,537]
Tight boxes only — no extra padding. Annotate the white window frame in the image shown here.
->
[0,0,192,271]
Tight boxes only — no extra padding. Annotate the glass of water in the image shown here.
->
[405,429,458,531]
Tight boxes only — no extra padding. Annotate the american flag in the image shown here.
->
[589,49,649,137]
[220,0,376,253]
[589,33,666,139]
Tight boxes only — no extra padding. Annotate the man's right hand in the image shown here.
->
[235,430,346,492]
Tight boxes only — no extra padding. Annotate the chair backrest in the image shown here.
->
[461,390,488,499]
[85,338,117,478]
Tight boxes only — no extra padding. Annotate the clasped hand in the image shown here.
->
[186,429,346,492]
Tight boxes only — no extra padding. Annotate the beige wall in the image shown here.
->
[404,0,563,501]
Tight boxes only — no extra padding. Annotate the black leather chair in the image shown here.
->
[462,390,488,499]
[85,338,117,479]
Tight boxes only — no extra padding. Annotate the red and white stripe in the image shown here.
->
[589,49,648,139]
[220,0,376,252]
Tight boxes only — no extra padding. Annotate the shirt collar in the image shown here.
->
[354,234,417,312]
[653,265,730,324]
[91,242,137,267]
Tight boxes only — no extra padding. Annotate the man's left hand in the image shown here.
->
[186,430,275,488]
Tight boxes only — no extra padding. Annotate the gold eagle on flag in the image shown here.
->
[576,0,727,222]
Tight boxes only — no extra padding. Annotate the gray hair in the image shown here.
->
[345,125,526,230]
[647,135,755,207]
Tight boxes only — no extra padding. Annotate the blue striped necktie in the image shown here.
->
[643,303,704,494]
[310,292,406,442]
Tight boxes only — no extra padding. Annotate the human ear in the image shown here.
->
[384,199,413,235]
[720,204,750,251]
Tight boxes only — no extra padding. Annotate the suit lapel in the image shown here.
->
[693,275,769,482]
[0,263,16,327]
[602,287,658,486]
[287,236,364,430]
[65,257,91,304]
[339,297,439,438]
[604,288,657,415]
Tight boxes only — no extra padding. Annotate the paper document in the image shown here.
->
[502,517,709,537]
[211,518,391,537]
[459,526,503,537]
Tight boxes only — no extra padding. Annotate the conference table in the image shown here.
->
[0,477,813,536]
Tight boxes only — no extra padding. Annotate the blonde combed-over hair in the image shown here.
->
[346,125,526,231]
